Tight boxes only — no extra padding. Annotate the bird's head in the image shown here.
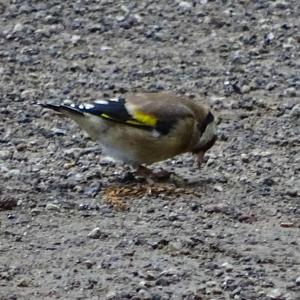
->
[193,111,217,167]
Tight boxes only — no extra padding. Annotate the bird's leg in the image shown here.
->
[197,151,205,168]
[130,165,152,185]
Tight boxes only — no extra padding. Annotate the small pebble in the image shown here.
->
[31,208,42,215]
[17,278,30,287]
[266,32,275,42]
[213,185,223,192]
[221,262,234,271]
[46,203,61,211]
[206,280,217,287]
[106,291,117,299]
[137,288,153,299]
[284,87,297,97]
[0,196,17,210]
[51,127,66,136]
[267,288,284,299]
[158,268,178,277]
[178,1,193,10]
[290,104,300,118]
[204,204,228,214]
[13,23,24,33]
[87,227,106,239]
[273,0,288,9]
[71,35,81,44]
[0,149,11,160]
[155,277,170,286]
[82,260,94,269]
[280,222,295,228]
[265,82,277,91]
[241,153,250,163]
[241,85,251,94]
[286,189,298,197]
[168,212,178,221]
[20,89,36,99]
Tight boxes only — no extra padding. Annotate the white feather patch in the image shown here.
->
[95,99,109,105]
[152,130,161,138]
[109,97,120,102]
[79,104,84,109]
[70,103,76,108]
[84,103,95,109]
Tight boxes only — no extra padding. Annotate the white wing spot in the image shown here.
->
[95,99,109,105]
[79,104,84,109]
[84,103,95,109]
[110,97,120,102]
[70,103,76,108]
[152,130,161,138]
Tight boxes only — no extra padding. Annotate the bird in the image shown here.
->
[40,92,217,177]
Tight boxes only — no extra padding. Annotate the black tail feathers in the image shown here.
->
[39,103,84,116]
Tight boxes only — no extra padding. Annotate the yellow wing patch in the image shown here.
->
[101,113,112,119]
[100,109,157,127]
[125,119,146,126]
[132,110,157,126]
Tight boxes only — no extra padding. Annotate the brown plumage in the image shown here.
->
[41,92,217,168]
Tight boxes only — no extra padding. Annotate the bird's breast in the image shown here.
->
[97,118,195,165]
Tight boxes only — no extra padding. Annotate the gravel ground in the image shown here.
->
[0,0,300,299]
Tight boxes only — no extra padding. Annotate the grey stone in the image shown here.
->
[284,87,297,97]
[265,82,277,91]
[0,198,18,210]
[178,1,193,10]
[241,153,250,163]
[46,203,61,211]
[290,104,300,118]
[241,85,251,94]
[0,150,11,160]
[87,227,106,239]
[267,288,284,299]
[13,23,24,33]
[221,262,234,272]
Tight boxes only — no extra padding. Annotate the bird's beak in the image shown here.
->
[197,151,205,168]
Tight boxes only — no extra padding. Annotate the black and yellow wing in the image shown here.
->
[41,94,193,135]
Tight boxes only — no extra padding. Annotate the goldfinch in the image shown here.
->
[41,92,217,169]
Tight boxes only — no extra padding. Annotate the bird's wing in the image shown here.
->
[44,94,195,135]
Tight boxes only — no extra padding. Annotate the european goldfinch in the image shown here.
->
[41,92,217,169]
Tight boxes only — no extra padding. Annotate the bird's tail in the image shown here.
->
[39,103,84,117]
[39,102,103,140]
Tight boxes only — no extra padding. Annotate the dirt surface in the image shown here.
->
[0,0,300,299]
